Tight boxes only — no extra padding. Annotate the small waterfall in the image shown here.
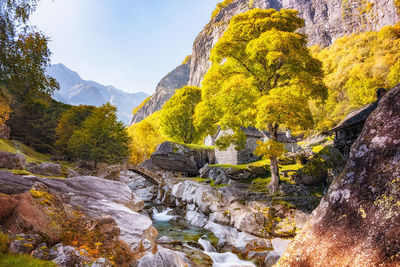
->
[198,238,217,252]
[198,238,255,267]
[152,207,174,222]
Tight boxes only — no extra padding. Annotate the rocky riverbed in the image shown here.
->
[125,170,313,266]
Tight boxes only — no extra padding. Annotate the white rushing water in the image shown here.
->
[152,207,174,222]
[198,238,256,267]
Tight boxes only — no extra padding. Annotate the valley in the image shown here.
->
[0,0,400,267]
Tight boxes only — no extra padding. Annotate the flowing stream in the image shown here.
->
[149,205,256,267]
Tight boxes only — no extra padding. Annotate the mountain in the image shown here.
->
[129,0,399,125]
[129,58,191,124]
[47,63,148,124]
[188,0,400,87]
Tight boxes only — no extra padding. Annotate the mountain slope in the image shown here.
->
[129,0,399,124]
[189,0,400,87]
[47,63,148,124]
[129,57,191,124]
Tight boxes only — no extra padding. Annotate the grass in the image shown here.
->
[0,253,57,267]
[0,138,51,163]
[210,159,270,170]
[177,142,215,150]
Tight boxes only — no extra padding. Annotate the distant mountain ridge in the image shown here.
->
[47,63,148,124]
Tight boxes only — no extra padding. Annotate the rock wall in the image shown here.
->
[277,83,400,266]
[129,58,191,124]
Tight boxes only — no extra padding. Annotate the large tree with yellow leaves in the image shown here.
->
[195,9,327,193]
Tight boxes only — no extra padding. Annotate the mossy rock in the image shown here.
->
[294,146,344,185]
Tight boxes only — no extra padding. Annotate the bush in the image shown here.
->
[0,232,10,253]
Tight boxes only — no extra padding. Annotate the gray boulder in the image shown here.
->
[138,246,188,267]
[0,172,157,254]
[149,141,214,176]
[0,152,26,170]
[203,165,269,184]
[28,162,62,177]
[125,171,157,201]
[50,243,89,267]
[32,243,51,260]
[9,233,42,254]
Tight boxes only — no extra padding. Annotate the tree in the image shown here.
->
[310,23,400,130]
[0,0,58,102]
[128,111,166,165]
[0,96,12,126]
[160,86,202,144]
[195,9,327,193]
[68,104,130,166]
[55,105,95,157]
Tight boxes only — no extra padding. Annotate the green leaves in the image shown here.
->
[254,140,286,159]
[63,104,130,164]
[160,86,202,144]
[0,0,58,102]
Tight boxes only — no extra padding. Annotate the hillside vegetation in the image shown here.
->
[311,23,400,129]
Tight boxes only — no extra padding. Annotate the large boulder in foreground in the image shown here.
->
[147,141,215,176]
[278,84,400,266]
[0,172,156,261]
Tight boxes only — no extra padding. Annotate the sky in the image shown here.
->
[30,0,220,94]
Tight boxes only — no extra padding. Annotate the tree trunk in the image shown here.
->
[268,123,280,194]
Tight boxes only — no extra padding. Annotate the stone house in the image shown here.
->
[331,88,387,158]
[204,127,299,165]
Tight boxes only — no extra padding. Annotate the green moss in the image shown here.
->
[272,199,296,209]
[30,189,54,206]
[0,138,51,163]
[177,142,215,150]
[210,159,270,170]
[0,253,57,267]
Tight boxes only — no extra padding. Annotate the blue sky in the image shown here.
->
[30,0,220,94]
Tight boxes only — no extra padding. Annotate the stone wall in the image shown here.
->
[214,129,261,165]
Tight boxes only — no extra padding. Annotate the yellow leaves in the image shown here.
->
[254,140,286,159]
[0,97,12,126]
[160,86,202,144]
[313,24,400,130]
[128,111,166,165]
[255,88,313,131]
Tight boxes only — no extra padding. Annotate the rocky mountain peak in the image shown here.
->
[129,57,191,124]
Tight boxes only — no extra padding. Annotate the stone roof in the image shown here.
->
[331,101,379,132]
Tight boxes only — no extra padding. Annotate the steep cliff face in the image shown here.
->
[131,0,399,123]
[129,58,191,124]
[277,84,400,266]
[189,0,400,86]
